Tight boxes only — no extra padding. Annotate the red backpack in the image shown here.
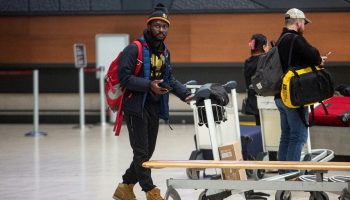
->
[105,40,143,136]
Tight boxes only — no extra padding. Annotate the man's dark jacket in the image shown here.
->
[117,35,189,119]
[278,28,322,72]
[276,28,322,98]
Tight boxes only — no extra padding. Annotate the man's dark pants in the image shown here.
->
[122,100,160,192]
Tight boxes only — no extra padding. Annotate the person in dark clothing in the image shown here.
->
[243,33,269,125]
[274,8,328,173]
[113,4,192,200]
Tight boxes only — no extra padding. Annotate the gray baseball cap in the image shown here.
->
[285,8,311,24]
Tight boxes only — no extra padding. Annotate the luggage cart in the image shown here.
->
[158,83,346,200]
[185,81,241,180]
[182,81,240,200]
[175,81,269,200]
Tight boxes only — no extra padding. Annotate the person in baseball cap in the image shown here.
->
[285,8,311,24]
[275,8,326,175]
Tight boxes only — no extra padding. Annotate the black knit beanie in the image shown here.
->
[147,3,170,25]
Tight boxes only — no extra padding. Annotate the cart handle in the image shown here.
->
[184,80,197,86]
[223,80,237,92]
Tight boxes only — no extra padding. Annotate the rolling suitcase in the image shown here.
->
[240,125,263,160]
[310,96,350,127]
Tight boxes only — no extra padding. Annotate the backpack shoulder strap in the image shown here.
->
[287,35,297,69]
[137,37,151,81]
[275,32,291,46]
[133,40,143,76]
[276,33,298,69]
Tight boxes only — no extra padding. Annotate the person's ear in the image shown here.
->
[297,19,303,27]
[263,44,268,52]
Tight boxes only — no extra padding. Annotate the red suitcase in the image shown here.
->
[310,96,350,127]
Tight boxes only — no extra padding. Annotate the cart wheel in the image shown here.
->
[275,190,292,200]
[246,155,255,178]
[339,188,350,200]
[309,191,329,200]
[187,150,203,180]
[246,169,254,177]
[253,169,265,180]
[186,168,200,180]
[198,190,207,200]
[252,152,268,180]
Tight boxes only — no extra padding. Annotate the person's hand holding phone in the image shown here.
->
[150,79,169,95]
[321,51,331,66]
[185,94,195,104]
[160,85,172,91]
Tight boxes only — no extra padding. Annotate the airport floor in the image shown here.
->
[0,123,348,200]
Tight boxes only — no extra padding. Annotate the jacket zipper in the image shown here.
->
[130,115,134,132]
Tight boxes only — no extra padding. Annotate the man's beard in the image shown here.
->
[297,27,304,35]
[154,33,167,41]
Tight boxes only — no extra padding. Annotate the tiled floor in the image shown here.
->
[0,124,348,200]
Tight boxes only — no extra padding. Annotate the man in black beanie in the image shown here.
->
[113,3,192,200]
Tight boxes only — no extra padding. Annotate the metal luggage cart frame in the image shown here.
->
[184,81,240,199]
[143,159,350,200]
[185,81,241,180]
[142,83,348,200]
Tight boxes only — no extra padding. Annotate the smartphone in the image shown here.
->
[165,86,173,91]
[160,86,173,92]
[325,51,332,57]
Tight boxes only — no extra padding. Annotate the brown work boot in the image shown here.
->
[146,187,164,200]
[113,183,136,200]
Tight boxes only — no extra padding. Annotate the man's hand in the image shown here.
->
[150,79,168,95]
[320,56,328,66]
[320,52,331,66]
[185,94,195,104]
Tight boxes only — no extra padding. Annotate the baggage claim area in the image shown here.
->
[1,1,350,200]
